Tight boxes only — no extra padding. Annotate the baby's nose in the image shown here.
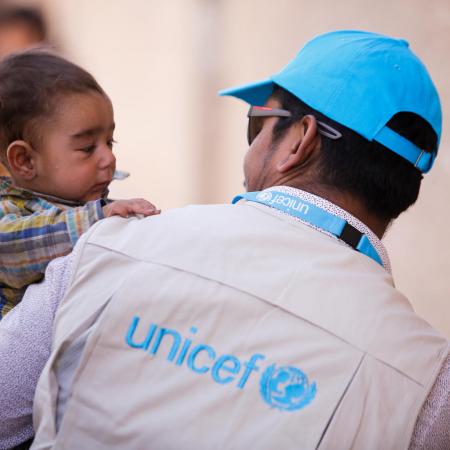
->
[98,146,116,169]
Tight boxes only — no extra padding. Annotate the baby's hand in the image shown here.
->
[103,199,161,218]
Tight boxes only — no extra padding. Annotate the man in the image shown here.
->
[1,30,448,449]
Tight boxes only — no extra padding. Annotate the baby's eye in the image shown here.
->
[80,144,96,153]
[107,139,117,149]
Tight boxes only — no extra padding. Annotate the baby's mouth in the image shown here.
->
[93,180,111,189]
[91,181,111,197]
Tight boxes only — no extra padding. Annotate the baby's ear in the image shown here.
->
[6,140,37,180]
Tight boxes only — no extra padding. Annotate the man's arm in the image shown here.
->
[0,253,74,449]
[410,353,450,449]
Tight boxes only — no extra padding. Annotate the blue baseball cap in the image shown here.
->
[219,30,441,173]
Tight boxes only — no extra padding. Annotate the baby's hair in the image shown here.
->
[0,49,105,164]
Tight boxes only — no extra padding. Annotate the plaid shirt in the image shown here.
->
[0,177,105,318]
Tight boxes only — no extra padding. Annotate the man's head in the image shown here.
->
[220,30,440,223]
[0,49,116,203]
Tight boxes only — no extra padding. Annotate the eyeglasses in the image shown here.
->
[247,106,342,145]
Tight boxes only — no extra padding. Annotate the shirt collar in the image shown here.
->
[0,176,109,207]
[264,185,392,273]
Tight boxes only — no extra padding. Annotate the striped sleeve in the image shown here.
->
[0,200,104,289]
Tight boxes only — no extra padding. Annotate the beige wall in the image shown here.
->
[14,0,450,336]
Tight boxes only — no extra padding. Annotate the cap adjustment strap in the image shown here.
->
[374,126,434,173]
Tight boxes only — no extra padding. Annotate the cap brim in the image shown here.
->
[218,78,274,106]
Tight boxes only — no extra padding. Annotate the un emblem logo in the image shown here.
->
[256,191,273,202]
[260,364,317,411]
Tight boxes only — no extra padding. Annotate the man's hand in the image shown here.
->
[102,199,161,218]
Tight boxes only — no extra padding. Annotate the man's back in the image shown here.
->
[32,200,448,449]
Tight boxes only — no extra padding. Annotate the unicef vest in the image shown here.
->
[32,202,449,450]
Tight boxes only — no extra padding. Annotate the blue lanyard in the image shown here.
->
[232,190,383,266]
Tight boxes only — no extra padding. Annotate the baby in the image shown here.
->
[0,49,159,318]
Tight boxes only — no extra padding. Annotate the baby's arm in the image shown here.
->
[0,198,159,289]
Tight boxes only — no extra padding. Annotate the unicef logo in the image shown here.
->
[260,364,317,411]
[256,191,273,202]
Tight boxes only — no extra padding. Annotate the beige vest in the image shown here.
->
[32,202,449,450]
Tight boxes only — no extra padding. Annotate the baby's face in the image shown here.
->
[31,91,116,203]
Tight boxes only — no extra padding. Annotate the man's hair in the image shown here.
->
[0,49,104,164]
[0,6,47,41]
[271,86,438,221]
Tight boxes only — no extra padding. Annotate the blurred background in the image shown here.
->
[1,0,449,336]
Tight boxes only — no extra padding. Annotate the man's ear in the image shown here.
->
[276,115,320,173]
[6,140,38,180]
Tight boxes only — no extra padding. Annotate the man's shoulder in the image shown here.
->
[76,201,294,269]
[89,203,240,233]
[84,200,296,247]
